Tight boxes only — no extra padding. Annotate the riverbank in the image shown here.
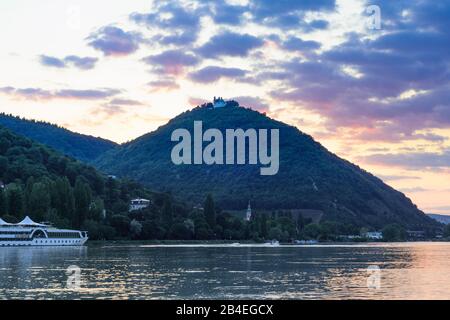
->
[86,239,450,246]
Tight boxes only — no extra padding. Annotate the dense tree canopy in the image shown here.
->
[0,121,441,242]
[0,126,152,237]
[0,113,117,162]
[0,124,375,242]
[95,105,439,232]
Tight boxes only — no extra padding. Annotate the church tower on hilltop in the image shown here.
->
[213,96,226,108]
[245,201,252,221]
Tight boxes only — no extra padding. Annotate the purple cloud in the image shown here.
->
[64,56,98,70]
[130,3,204,46]
[197,32,264,59]
[39,55,65,68]
[152,32,197,46]
[39,55,98,70]
[210,1,248,25]
[189,66,247,83]
[188,97,209,106]
[360,149,450,169]
[87,26,141,56]
[308,19,329,30]
[0,87,120,101]
[0,87,53,100]
[148,79,180,92]
[143,50,199,75]
[130,3,202,30]
[377,174,421,182]
[248,0,335,28]
[108,98,143,106]
[232,96,270,112]
[56,89,120,99]
[282,37,321,52]
[399,187,429,193]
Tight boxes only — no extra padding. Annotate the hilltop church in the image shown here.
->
[212,97,239,109]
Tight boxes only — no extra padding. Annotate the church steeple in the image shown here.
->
[245,201,252,221]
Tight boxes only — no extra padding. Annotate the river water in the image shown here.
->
[1,242,450,300]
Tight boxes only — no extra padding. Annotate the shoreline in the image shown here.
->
[87,239,450,246]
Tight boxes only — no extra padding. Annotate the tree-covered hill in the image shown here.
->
[0,125,156,238]
[0,113,117,162]
[1,125,322,242]
[94,103,439,232]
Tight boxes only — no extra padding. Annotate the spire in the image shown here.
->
[245,201,252,221]
[17,216,47,227]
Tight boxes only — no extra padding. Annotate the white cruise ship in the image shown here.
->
[0,216,88,246]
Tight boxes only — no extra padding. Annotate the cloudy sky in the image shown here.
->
[0,0,449,214]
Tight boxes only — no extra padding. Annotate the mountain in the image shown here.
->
[0,113,117,162]
[428,214,450,225]
[94,102,439,231]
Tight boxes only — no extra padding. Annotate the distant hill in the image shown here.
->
[94,103,439,231]
[0,113,117,162]
[428,214,450,225]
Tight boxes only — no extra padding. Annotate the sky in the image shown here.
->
[0,0,449,215]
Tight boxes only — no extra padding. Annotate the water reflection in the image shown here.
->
[0,246,86,299]
[0,242,450,299]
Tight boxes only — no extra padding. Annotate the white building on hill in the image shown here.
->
[129,198,151,212]
[213,97,226,108]
[365,231,383,240]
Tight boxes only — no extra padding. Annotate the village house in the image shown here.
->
[364,231,383,240]
[129,198,151,212]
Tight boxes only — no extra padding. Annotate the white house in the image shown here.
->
[129,198,151,212]
[365,231,383,240]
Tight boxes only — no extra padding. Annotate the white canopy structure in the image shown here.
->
[0,217,12,226]
[17,216,47,227]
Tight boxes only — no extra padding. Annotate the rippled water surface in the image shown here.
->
[1,242,450,299]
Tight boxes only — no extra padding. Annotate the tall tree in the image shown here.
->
[88,197,104,221]
[260,213,268,238]
[162,196,173,227]
[0,187,7,215]
[28,182,51,221]
[24,176,35,212]
[7,184,25,218]
[57,177,75,221]
[104,177,120,211]
[0,156,8,178]
[74,177,91,228]
[204,194,216,228]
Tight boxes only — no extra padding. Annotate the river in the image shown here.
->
[1,242,450,299]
